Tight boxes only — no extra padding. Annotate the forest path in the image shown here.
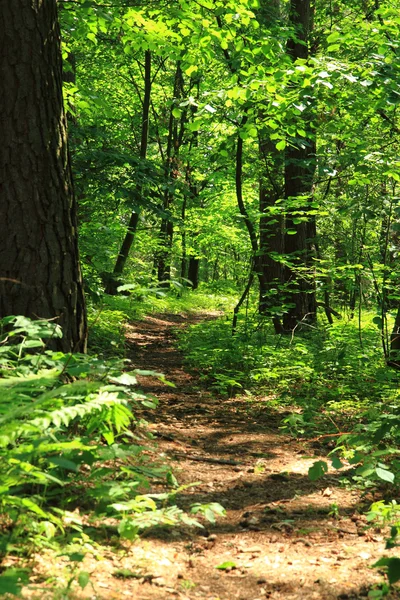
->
[111,312,390,600]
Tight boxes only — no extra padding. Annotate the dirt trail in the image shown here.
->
[106,313,395,600]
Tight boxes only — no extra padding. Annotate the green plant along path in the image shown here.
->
[3,302,400,599]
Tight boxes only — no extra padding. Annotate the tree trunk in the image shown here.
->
[156,62,184,283]
[188,257,200,290]
[0,0,87,352]
[258,137,285,334]
[389,306,400,368]
[282,0,317,331]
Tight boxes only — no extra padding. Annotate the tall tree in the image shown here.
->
[282,0,317,330]
[0,0,87,352]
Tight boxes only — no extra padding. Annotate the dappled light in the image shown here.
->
[3,0,400,598]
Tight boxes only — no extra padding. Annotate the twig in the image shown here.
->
[172,453,242,466]
[298,432,351,442]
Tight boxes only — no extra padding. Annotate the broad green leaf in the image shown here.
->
[326,31,340,43]
[111,373,138,386]
[48,457,79,472]
[276,140,286,151]
[375,467,395,483]
[78,571,91,589]
[308,461,328,481]
[331,456,343,470]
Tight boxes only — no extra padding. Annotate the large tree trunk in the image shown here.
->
[282,0,317,331]
[0,0,87,352]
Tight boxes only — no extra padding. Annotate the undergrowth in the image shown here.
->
[178,310,400,428]
[178,307,400,591]
[87,284,235,358]
[0,314,225,597]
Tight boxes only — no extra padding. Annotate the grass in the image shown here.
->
[177,308,400,433]
[87,285,236,357]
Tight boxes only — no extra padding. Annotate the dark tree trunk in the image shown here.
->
[188,257,200,290]
[106,50,152,295]
[181,196,187,279]
[282,0,317,331]
[258,138,285,334]
[0,0,87,352]
[389,306,400,366]
[156,62,184,283]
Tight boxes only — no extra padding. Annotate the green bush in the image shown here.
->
[0,315,224,596]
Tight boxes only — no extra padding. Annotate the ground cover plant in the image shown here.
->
[0,314,225,597]
[177,303,400,594]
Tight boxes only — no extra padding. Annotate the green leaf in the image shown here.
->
[23,340,44,349]
[111,373,137,386]
[78,571,90,590]
[185,65,198,76]
[375,467,395,483]
[118,518,139,541]
[373,557,400,584]
[48,457,79,472]
[0,572,27,596]
[326,31,340,43]
[66,552,86,563]
[331,456,343,470]
[308,461,328,481]
[276,140,286,151]
[372,316,383,328]
[216,561,236,570]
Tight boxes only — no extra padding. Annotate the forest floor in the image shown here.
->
[21,311,400,600]
[106,311,398,600]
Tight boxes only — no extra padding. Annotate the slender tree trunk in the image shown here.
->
[156,62,184,283]
[0,0,87,352]
[106,50,152,295]
[188,257,200,290]
[389,306,400,368]
[181,196,187,279]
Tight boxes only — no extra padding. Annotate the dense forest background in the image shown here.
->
[3,0,400,597]
[63,0,400,350]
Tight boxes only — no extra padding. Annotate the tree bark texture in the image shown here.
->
[283,0,317,331]
[0,0,87,352]
[258,136,285,333]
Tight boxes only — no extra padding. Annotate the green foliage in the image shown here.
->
[178,310,400,411]
[0,316,225,595]
[308,461,329,481]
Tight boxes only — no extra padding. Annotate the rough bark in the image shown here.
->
[258,138,285,334]
[282,0,317,331]
[0,0,87,352]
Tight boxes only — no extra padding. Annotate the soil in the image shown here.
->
[19,312,400,599]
